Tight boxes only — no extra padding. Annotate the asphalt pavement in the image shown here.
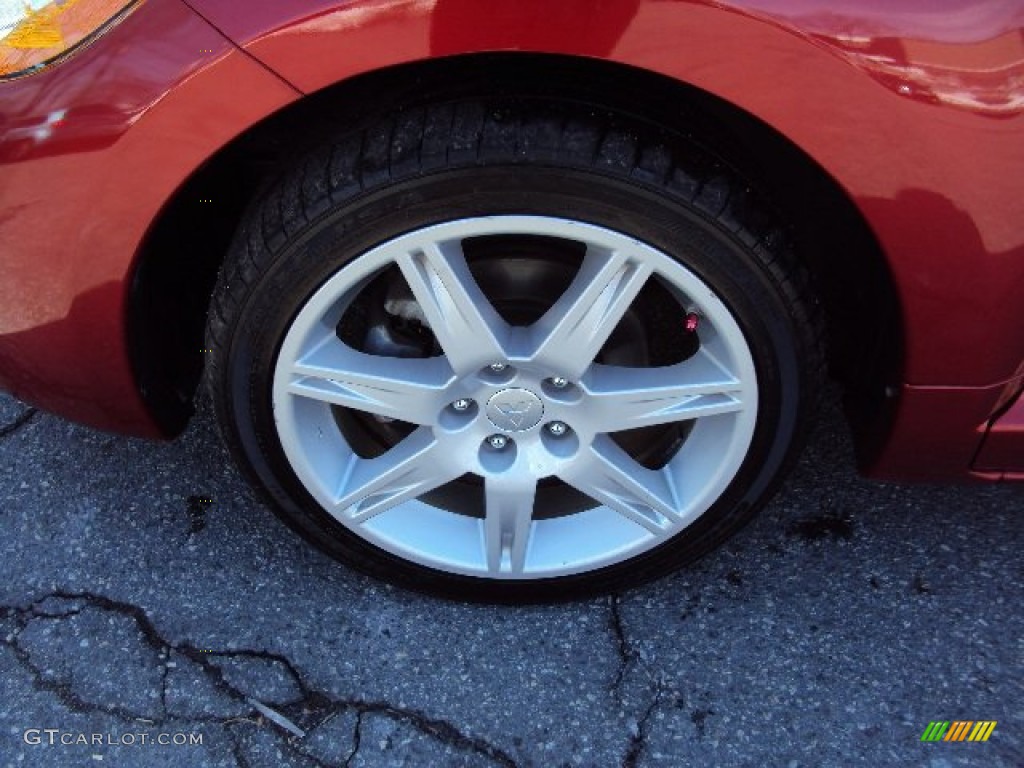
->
[0,389,1021,768]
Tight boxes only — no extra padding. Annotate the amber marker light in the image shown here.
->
[0,0,142,79]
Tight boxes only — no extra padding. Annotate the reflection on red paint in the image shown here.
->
[817,27,1024,115]
[715,0,1024,115]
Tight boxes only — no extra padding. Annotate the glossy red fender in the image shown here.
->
[0,0,1022,480]
[188,0,1024,478]
[187,0,1024,388]
[0,0,299,433]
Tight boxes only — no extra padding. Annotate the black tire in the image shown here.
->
[206,99,823,602]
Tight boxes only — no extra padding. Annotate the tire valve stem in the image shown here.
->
[684,311,700,333]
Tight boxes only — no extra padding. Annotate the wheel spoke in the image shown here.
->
[483,473,538,575]
[558,435,680,536]
[395,239,509,373]
[333,428,457,523]
[584,350,744,433]
[529,245,653,378]
[286,336,454,425]
[271,214,762,579]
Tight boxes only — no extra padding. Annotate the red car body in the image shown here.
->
[1,0,1022,480]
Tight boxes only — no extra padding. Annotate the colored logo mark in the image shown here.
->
[921,721,997,742]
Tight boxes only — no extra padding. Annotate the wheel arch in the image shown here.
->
[128,52,901,460]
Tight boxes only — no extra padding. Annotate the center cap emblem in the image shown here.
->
[486,388,544,432]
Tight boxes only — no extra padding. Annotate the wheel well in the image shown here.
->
[128,52,900,437]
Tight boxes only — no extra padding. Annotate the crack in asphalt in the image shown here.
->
[622,681,664,768]
[607,594,671,768]
[608,594,637,698]
[229,734,254,768]
[0,561,678,767]
[0,407,38,439]
[1,591,520,768]
[344,709,364,768]
[341,701,519,767]
[2,602,163,724]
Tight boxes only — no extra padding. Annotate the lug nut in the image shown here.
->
[547,421,568,437]
[488,362,507,372]
[452,398,472,411]
[551,377,569,389]
[487,434,508,450]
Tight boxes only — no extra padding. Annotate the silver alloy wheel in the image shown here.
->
[271,216,758,579]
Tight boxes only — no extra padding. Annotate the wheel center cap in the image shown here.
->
[486,388,544,432]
